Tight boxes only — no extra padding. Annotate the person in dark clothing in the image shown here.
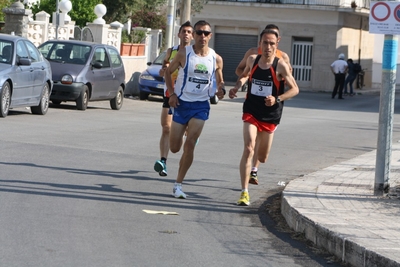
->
[330,53,348,99]
[344,58,357,96]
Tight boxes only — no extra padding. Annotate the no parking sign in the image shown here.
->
[370,1,400,34]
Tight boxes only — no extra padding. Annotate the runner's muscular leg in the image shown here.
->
[160,108,172,158]
[176,118,205,183]
[240,122,258,189]
[256,131,274,163]
[252,134,261,169]
[169,120,187,154]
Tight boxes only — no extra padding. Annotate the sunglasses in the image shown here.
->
[195,30,211,36]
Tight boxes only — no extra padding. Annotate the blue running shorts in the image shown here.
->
[171,99,210,125]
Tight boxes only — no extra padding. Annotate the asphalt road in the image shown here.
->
[1,90,399,267]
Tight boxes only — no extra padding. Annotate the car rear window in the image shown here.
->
[108,47,123,68]
[0,40,13,64]
[39,42,91,65]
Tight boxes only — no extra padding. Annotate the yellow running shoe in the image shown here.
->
[237,191,250,206]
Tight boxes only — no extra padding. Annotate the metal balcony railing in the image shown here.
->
[216,0,370,9]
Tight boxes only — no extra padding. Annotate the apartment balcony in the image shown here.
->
[216,0,370,9]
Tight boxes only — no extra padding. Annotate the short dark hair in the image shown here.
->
[260,29,279,39]
[265,24,280,35]
[179,20,193,33]
[194,20,211,30]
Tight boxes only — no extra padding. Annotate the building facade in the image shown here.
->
[190,0,399,91]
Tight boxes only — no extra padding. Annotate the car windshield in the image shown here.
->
[0,40,13,64]
[38,42,91,65]
[152,51,166,65]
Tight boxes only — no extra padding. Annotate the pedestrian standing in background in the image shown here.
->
[330,53,348,99]
[343,58,356,96]
[164,20,225,199]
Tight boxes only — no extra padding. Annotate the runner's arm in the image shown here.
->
[235,48,256,77]
[159,48,172,77]
[281,51,292,73]
[276,59,299,102]
[215,54,225,99]
[230,55,255,99]
[165,49,185,108]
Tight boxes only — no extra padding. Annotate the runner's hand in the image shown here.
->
[168,94,179,108]
[229,88,239,99]
[265,95,275,106]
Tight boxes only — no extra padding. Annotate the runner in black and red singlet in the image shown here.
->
[229,29,299,206]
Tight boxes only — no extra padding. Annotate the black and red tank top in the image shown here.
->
[243,55,284,124]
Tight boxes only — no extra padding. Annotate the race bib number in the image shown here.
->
[251,79,272,97]
[188,77,209,94]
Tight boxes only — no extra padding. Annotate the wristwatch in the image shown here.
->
[276,97,281,104]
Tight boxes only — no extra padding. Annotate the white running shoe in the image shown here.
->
[172,186,187,199]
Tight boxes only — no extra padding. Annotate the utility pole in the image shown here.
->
[180,0,191,24]
[165,0,175,48]
[55,0,59,39]
[374,34,398,195]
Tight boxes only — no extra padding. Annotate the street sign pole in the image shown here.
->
[374,34,398,194]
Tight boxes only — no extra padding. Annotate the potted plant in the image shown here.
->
[351,1,357,8]
[120,29,147,56]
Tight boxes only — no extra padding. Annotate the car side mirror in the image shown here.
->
[147,62,152,66]
[92,61,103,69]
[18,57,31,66]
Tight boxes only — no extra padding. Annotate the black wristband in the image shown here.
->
[221,88,226,95]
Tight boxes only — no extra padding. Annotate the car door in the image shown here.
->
[11,40,34,106]
[24,40,47,104]
[86,47,114,100]
[107,47,125,97]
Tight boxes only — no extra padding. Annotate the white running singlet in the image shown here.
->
[174,45,216,102]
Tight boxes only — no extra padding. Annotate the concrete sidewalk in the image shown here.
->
[281,142,400,267]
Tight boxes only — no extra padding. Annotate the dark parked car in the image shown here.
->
[38,40,125,110]
[0,33,53,118]
[138,51,219,104]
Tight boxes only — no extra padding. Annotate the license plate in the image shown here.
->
[156,84,164,89]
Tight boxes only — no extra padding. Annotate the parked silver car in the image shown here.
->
[38,40,125,110]
[0,33,53,118]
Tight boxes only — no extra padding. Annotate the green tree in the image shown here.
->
[130,9,166,30]
[0,0,13,22]
[102,0,165,25]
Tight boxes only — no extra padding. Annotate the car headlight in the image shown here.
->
[61,74,73,84]
[140,74,156,81]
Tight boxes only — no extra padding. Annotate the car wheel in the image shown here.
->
[52,100,62,105]
[76,85,89,110]
[0,81,11,118]
[210,95,219,105]
[110,86,124,110]
[139,90,149,100]
[31,82,50,115]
